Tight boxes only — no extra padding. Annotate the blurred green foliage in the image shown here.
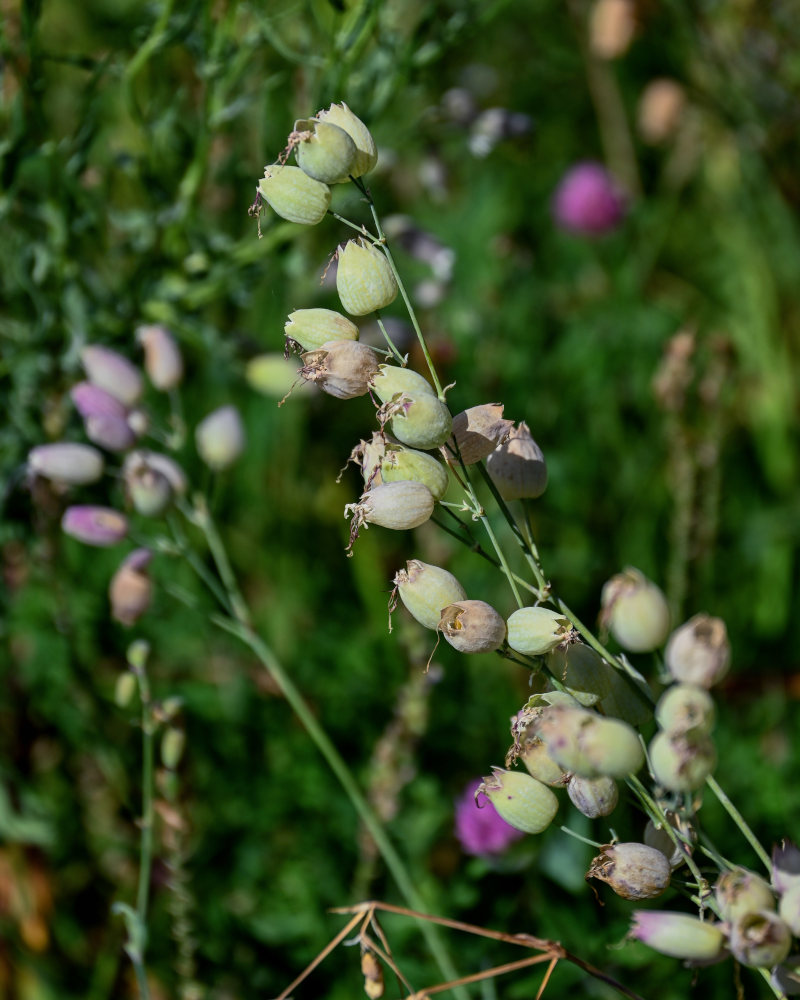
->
[1,0,800,998]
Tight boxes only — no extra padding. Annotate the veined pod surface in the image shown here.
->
[316,103,377,177]
[336,238,398,316]
[438,600,507,654]
[587,843,671,900]
[258,164,331,225]
[507,606,574,656]
[655,683,715,736]
[346,482,434,551]
[300,340,380,399]
[479,767,558,835]
[568,775,619,818]
[649,730,716,792]
[388,392,453,450]
[665,614,730,688]
[629,911,726,961]
[716,867,775,922]
[370,364,436,404]
[285,308,359,352]
[373,443,449,500]
[393,560,467,631]
[293,118,356,184]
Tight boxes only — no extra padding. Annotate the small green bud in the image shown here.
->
[258,164,331,225]
[716,867,775,922]
[519,738,568,786]
[300,340,380,399]
[630,911,726,961]
[336,238,398,316]
[665,614,730,688]
[316,103,377,178]
[546,642,612,707]
[346,481,434,549]
[506,606,574,656]
[370,364,436,403]
[600,568,670,653]
[479,767,559,835]
[568,775,619,818]
[485,421,547,500]
[450,403,513,464]
[587,843,671,900]
[195,405,245,470]
[284,308,359,352]
[386,391,453,450]
[729,911,792,969]
[161,727,186,770]
[293,118,357,184]
[115,671,138,708]
[393,560,467,631]
[126,639,150,670]
[655,683,715,736]
[438,600,506,654]
[649,730,716,792]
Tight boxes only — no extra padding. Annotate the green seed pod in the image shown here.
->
[535,704,595,774]
[125,463,172,518]
[388,392,453,450]
[28,443,105,486]
[161,727,186,770]
[778,885,800,936]
[370,364,436,403]
[568,775,619,818]
[336,238,398,316]
[247,354,312,398]
[519,738,568,786]
[629,911,726,961]
[716,867,775,922]
[578,715,645,778]
[587,843,671,900]
[346,481,434,549]
[293,118,357,184]
[300,340,380,399]
[655,683,715,736]
[506,606,574,657]
[649,731,716,792]
[438,600,507,654]
[285,308,359,352]
[393,559,467,630]
[546,642,613,707]
[372,441,449,500]
[450,403,513,464]
[316,102,377,178]
[115,671,138,708]
[258,164,331,225]
[643,811,695,870]
[665,614,730,689]
[729,911,792,969]
[600,568,670,653]
[195,405,245,470]
[479,767,559,835]
[485,421,547,500]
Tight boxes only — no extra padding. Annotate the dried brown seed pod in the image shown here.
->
[438,600,507,654]
[587,843,671,900]
[450,403,513,464]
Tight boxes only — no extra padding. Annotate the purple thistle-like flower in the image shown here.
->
[552,162,627,236]
[454,779,524,856]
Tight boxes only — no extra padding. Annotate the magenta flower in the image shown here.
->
[552,162,627,236]
[454,779,524,856]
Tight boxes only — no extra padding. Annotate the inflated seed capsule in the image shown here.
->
[649,730,716,792]
[81,345,143,406]
[336,238,398,316]
[715,867,775,921]
[600,567,670,653]
[293,117,356,184]
[586,843,671,900]
[195,405,245,470]
[285,308,359,353]
[519,738,568,786]
[655,683,715,736]
[258,164,331,225]
[393,559,467,630]
[300,340,380,399]
[126,464,172,518]
[485,421,547,500]
[537,705,643,778]
[664,614,730,688]
[373,442,449,500]
[728,911,792,969]
[136,324,183,391]
[62,506,128,547]
[346,482,434,548]
[28,442,105,486]
[778,884,800,936]
[388,392,453,450]
[370,364,436,403]
[568,775,619,818]
[479,767,558,835]
[629,911,726,961]
[161,727,186,770]
[507,606,574,656]
[450,403,513,464]
[316,103,377,178]
[546,642,613,707]
[123,450,187,496]
[438,600,507,654]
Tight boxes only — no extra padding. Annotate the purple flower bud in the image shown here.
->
[454,779,524,856]
[81,345,143,406]
[137,325,184,391]
[629,911,726,962]
[71,382,136,452]
[552,162,626,237]
[62,506,128,546]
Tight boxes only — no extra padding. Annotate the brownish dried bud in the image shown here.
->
[649,731,716,792]
[450,404,513,464]
[300,340,380,399]
[664,614,730,688]
[589,0,636,60]
[485,421,547,500]
[637,79,686,145]
[438,600,507,654]
[567,775,619,818]
[587,843,671,900]
[109,549,153,626]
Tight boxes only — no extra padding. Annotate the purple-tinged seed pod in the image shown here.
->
[195,406,245,471]
[126,465,173,518]
[629,911,726,962]
[568,775,619,818]
[346,481,434,551]
[773,841,800,895]
[728,911,792,969]
[258,164,330,225]
[137,325,183,391]
[536,705,643,778]
[643,811,695,870]
[600,567,670,653]
[315,103,377,178]
[28,443,104,486]
[649,730,716,792]
[71,382,137,452]
[336,238,398,316]
[81,345,143,406]
[478,767,558,835]
[506,606,574,656]
[779,886,800,937]
[438,600,507,654]
[109,548,153,626]
[450,403,513,465]
[664,614,730,689]
[485,421,547,500]
[293,117,357,184]
[370,364,436,404]
[300,340,380,399]
[655,683,715,736]
[392,559,466,631]
[586,843,670,900]
[715,867,775,922]
[62,505,128,547]
[285,308,359,353]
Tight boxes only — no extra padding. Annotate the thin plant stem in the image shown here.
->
[327,209,378,240]
[189,496,251,627]
[136,676,155,923]
[559,826,603,850]
[375,312,406,364]
[705,774,772,875]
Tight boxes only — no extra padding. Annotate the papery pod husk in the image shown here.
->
[293,118,356,183]
[370,364,436,404]
[300,340,380,399]
[664,613,730,689]
[285,308,359,352]
[649,730,716,792]
[655,683,715,737]
[485,421,547,500]
[479,767,558,835]
[596,659,653,727]
[729,911,792,969]
[438,600,507,654]
[316,102,378,177]
[546,642,613,706]
[450,403,513,464]
[587,842,671,900]
[506,606,574,657]
[715,867,775,922]
[258,164,331,225]
[336,238,398,316]
[109,549,153,626]
[772,957,800,998]
[393,559,467,631]
[568,775,619,818]
[388,392,453,450]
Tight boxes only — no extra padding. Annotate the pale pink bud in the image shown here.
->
[664,614,730,688]
[552,163,626,237]
[137,325,183,391]
[629,911,726,961]
[81,345,143,406]
[28,443,104,486]
[109,549,153,626]
[71,382,136,452]
[195,406,245,470]
[62,505,128,546]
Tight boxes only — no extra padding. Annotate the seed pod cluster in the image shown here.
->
[649,676,718,793]
[534,703,644,779]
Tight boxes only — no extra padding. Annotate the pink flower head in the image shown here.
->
[454,779,524,856]
[552,162,627,236]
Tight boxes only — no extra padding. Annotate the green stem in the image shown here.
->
[190,496,251,628]
[328,210,378,240]
[375,313,407,364]
[560,826,603,850]
[431,515,540,596]
[705,775,772,875]
[135,670,155,924]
